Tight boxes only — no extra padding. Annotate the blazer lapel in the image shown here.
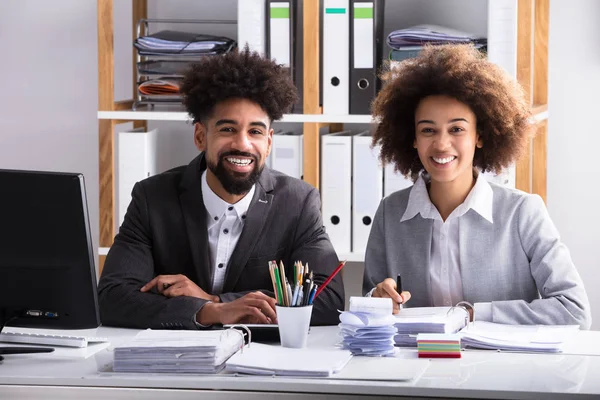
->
[179,154,212,292]
[222,169,274,293]
[459,211,494,302]
[401,215,433,307]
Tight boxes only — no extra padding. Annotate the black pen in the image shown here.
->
[396,274,403,306]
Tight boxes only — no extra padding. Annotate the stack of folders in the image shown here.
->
[387,24,487,63]
[416,334,461,358]
[269,260,317,307]
[225,343,352,377]
[338,297,398,357]
[458,321,580,353]
[134,30,236,56]
[394,307,469,347]
[113,329,244,373]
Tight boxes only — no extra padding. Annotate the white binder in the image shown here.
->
[268,1,291,67]
[117,128,158,228]
[271,131,303,180]
[383,163,412,198]
[237,0,267,55]
[321,131,352,254]
[352,132,382,252]
[322,0,350,114]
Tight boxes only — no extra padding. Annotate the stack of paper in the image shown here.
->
[387,24,486,49]
[134,30,236,56]
[459,321,580,353]
[113,329,244,373]
[394,307,469,347]
[417,333,461,358]
[338,297,397,356]
[225,343,352,377]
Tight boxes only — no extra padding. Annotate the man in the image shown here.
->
[98,48,344,329]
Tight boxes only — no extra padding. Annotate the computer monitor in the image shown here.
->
[0,169,100,332]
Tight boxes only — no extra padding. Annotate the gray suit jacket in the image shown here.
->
[98,153,344,329]
[363,183,592,329]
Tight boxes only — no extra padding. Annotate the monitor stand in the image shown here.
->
[0,308,55,361]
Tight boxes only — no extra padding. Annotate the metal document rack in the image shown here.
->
[133,18,237,111]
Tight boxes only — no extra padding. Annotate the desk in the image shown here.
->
[1,326,600,400]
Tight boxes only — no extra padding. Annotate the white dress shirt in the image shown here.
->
[400,171,494,314]
[201,170,255,295]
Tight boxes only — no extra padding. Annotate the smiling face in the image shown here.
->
[194,97,273,200]
[414,95,482,187]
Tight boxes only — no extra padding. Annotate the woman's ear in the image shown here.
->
[476,134,483,149]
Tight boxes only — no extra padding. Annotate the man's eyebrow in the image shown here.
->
[215,119,237,126]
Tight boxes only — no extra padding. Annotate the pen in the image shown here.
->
[314,260,347,299]
[397,274,403,306]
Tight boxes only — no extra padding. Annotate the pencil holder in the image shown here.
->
[276,305,313,348]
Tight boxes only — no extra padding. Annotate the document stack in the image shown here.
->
[338,297,397,356]
[459,321,580,353]
[387,24,487,63]
[113,329,244,373]
[394,307,469,347]
[133,22,236,110]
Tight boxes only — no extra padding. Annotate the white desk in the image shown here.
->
[1,326,600,400]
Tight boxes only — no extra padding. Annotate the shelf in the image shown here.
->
[99,247,365,262]
[97,110,374,124]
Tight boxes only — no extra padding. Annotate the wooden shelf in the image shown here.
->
[98,110,374,124]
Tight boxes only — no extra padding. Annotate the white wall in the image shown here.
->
[548,0,600,329]
[0,0,99,270]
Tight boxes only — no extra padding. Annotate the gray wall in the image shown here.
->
[0,0,598,327]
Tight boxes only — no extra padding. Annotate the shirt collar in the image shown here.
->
[201,170,255,226]
[401,170,494,223]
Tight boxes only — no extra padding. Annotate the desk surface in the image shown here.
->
[1,325,600,400]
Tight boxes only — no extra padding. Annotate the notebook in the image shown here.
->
[113,329,244,373]
[225,343,352,377]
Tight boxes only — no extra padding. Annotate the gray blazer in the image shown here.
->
[99,153,344,329]
[363,183,592,329]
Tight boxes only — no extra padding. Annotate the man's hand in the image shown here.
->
[140,274,218,302]
[372,278,412,314]
[197,291,277,325]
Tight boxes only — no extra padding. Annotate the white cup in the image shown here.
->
[276,305,313,348]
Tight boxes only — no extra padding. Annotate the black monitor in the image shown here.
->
[0,169,100,333]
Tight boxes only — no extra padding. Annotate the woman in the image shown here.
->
[363,44,591,328]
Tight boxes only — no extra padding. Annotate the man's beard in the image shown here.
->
[207,151,263,195]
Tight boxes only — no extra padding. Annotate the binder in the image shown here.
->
[352,132,382,252]
[237,0,267,56]
[322,0,350,114]
[349,0,384,115]
[383,163,412,197]
[321,131,352,253]
[117,128,158,228]
[266,1,303,113]
[271,131,303,180]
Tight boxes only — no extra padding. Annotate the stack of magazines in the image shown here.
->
[113,329,244,373]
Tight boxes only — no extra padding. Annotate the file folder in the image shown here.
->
[322,0,350,114]
[117,128,158,228]
[321,130,352,253]
[271,131,303,180]
[352,132,382,252]
[237,0,267,56]
[383,163,412,197]
[349,0,384,115]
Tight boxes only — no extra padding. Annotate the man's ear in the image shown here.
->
[265,128,274,158]
[194,122,207,151]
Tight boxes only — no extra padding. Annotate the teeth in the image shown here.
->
[433,156,456,164]
[227,157,252,166]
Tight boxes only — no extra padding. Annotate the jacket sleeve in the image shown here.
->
[97,182,207,329]
[363,200,389,295]
[486,194,592,329]
[289,187,345,325]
